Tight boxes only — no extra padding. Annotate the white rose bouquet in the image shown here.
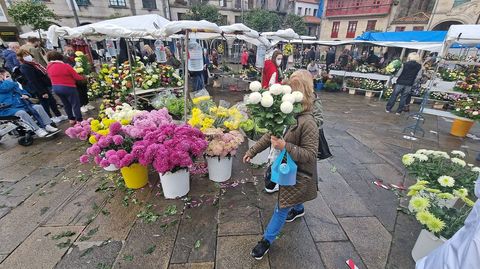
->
[245,82,303,137]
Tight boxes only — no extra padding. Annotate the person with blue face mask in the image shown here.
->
[0,69,58,137]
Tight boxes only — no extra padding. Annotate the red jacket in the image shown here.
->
[241,52,249,65]
[46,61,84,87]
[261,59,279,88]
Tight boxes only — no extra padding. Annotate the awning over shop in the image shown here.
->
[355,31,447,43]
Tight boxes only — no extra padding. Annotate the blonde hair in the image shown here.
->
[287,70,315,112]
[143,45,154,55]
[407,52,420,63]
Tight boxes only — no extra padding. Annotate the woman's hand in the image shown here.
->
[42,93,49,99]
[271,136,286,150]
[20,95,29,100]
[243,154,251,163]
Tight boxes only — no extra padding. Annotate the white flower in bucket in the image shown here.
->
[280,101,294,114]
[281,85,292,94]
[248,92,262,104]
[262,91,272,97]
[282,93,295,104]
[249,81,262,92]
[261,94,274,108]
[292,91,304,103]
[269,84,283,95]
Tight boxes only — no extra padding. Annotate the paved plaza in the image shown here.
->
[0,89,478,269]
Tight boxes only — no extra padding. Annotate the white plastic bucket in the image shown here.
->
[411,229,446,262]
[160,169,190,199]
[103,164,119,172]
[248,139,270,165]
[206,156,233,182]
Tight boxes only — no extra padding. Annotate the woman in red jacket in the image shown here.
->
[46,51,84,125]
[261,50,283,89]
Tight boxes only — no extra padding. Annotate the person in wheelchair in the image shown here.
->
[0,74,58,137]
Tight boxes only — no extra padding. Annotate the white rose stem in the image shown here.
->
[267,127,288,164]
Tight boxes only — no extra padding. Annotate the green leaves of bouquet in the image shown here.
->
[245,81,303,137]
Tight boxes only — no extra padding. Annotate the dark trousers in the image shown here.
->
[76,80,89,106]
[39,92,61,118]
[386,84,412,114]
[53,85,83,121]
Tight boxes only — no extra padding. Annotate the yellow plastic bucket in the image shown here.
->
[450,118,475,137]
[120,163,148,189]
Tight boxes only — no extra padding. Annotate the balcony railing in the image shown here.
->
[326,0,392,17]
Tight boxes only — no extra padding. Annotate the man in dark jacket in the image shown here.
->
[325,47,336,71]
[386,52,422,114]
[2,42,20,72]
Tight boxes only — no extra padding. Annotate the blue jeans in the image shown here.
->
[386,84,412,113]
[264,203,304,244]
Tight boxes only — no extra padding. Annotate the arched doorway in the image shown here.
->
[432,20,463,31]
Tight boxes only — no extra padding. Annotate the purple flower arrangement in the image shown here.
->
[65,119,92,141]
[123,108,173,139]
[131,123,208,175]
[203,128,244,157]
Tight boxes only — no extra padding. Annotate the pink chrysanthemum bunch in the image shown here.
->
[130,123,208,174]
[123,108,173,138]
[65,119,92,141]
[203,128,244,157]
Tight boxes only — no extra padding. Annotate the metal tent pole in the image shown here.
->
[126,39,138,109]
[184,30,190,122]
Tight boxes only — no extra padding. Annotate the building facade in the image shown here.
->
[293,0,322,37]
[0,1,20,43]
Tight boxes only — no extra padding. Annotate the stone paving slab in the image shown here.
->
[304,194,347,242]
[54,240,122,269]
[0,171,87,254]
[268,219,325,269]
[170,198,218,264]
[0,208,10,219]
[216,235,269,269]
[339,217,392,269]
[386,212,420,269]
[0,225,84,269]
[114,198,183,269]
[218,206,261,236]
[316,241,366,269]
[317,161,372,218]
[86,187,151,242]
[169,262,215,269]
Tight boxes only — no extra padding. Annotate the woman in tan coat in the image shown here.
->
[244,70,319,260]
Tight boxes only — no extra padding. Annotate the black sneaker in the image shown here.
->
[265,182,279,193]
[251,238,270,260]
[286,208,305,223]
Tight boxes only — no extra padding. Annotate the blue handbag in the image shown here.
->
[271,149,297,186]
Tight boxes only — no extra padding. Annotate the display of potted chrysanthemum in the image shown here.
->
[203,128,244,182]
[402,149,479,261]
[131,124,208,198]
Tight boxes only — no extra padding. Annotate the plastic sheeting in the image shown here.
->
[440,25,480,56]
[261,28,300,41]
[153,20,222,38]
[20,30,47,39]
[416,177,480,269]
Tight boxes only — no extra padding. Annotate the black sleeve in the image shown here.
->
[19,65,49,96]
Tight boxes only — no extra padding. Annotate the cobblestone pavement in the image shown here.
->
[0,88,478,269]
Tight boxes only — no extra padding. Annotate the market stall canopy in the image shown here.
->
[355,31,447,42]
[440,25,480,55]
[261,28,300,41]
[47,14,170,45]
[152,20,222,38]
[288,39,442,52]
[220,23,271,47]
[20,30,47,39]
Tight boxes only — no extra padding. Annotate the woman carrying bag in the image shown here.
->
[243,70,319,260]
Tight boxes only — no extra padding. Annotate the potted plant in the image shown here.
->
[452,97,479,137]
[132,124,208,199]
[203,128,244,182]
[240,119,269,165]
[402,149,479,260]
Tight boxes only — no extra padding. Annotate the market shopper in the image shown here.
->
[244,70,319,260]
[261,50,283,88]
[20,37,48,67]
[247,48,256,67]
[0,74,58,137]
[46,51,84,125]
[63,45,76,66]
[3,42,20,72]
[326,47,336,71]
[386,52,422,115]
[16,49,65,123]
[241,48,249,69]
[142,45,156,64]
[165,47,181,69]
[307,61,319,78]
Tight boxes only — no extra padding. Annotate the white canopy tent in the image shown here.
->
[440,24,480,56]
[261,28,300,41]
[20,30,47,39]
[288,39,442,52]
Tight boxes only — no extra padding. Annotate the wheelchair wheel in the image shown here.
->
[18,134,33,146]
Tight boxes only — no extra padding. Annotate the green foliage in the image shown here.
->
[283,14,307,36]
[245,9,282,32]
[185,4,222,24]
[7,0,56,30]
